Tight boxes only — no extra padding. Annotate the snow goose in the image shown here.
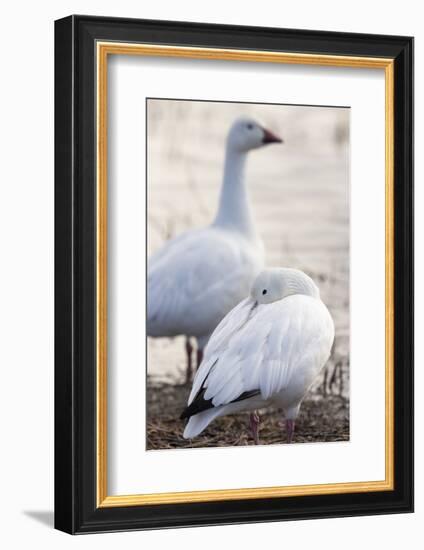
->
[147,118,282,382]
[181,268,335,444]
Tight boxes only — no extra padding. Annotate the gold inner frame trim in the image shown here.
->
[96,41,395,508]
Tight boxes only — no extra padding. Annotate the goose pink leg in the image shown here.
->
[185,337,193,384]
[249,411,260,445]
[286,419,295,443]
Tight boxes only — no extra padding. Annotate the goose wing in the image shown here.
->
[147,228,261,338]
[183,295,334,418]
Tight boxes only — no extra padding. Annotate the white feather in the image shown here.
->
[183,408,223,439]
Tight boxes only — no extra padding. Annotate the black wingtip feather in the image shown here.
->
[180,389,261,421]
[180,389,214,420]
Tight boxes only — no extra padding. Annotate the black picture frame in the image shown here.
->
[55,14,414,534]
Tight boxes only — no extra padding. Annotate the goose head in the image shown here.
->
[251,268,320,304]
[227,118,283,153]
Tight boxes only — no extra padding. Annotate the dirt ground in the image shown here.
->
[147,377,349,450]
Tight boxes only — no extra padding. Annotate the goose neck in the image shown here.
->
[213,149,256,236]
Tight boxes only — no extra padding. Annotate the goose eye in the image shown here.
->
[246,123,254,130]
[262,289,267,295]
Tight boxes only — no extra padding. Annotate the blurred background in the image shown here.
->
[146,99,350,448]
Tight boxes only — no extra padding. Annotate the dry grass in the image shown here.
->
[147,379,349,450]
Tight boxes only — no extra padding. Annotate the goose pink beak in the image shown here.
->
[262,128,283,144]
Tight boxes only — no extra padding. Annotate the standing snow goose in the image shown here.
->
[147,118,282,382]
[181,268,335,444]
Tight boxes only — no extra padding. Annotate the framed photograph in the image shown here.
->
[54,15,413,534]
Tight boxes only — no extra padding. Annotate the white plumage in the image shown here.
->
[147,118,282,379]
[181,268,335,444]
[148,227,262,345]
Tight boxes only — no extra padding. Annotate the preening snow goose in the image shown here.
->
[147,118,282,381]
[181,268,335,444]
